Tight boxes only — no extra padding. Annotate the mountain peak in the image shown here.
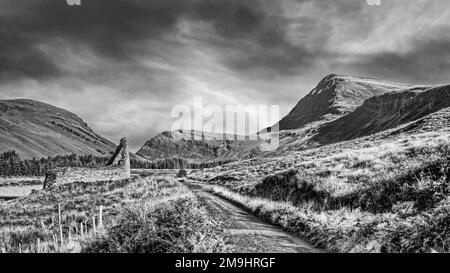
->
[278,74,411,130]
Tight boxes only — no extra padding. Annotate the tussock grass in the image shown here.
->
[84,194,227,253]
[210,185,450,253]
[190,129,450,253]
[0,175,228,253]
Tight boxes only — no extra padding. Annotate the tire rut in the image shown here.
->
[188,183,321,253]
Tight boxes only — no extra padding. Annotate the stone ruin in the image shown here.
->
[43,137,131,189]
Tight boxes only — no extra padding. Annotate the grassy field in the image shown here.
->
[0,177,44,201]
[0,177,44,186]
[0,174,228,253]
[189,127,450,253]
[1,119,448,253]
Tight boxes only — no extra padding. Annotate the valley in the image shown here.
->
[1,74,449,253]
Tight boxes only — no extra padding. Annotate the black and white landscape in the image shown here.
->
[0,0,449,254]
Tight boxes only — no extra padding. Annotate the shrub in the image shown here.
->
[83,196,228,253]
[177,169,188,178]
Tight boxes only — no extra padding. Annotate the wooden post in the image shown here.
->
[37,238,41,253]
[59,225,64,245]
[99,206,103,228]
[53,234,57,250]
[92,216,96,233]
[80,222,84,237]
[58,203,63,245]
[58,203,62,226]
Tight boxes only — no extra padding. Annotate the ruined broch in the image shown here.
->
[43,137,131,189]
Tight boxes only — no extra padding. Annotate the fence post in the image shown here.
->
[53,234,58,251]
[58,203,62,226]
[99,206,103,228]
[59,225,64,246]
[58,203,63,245]
[92,216,96,233]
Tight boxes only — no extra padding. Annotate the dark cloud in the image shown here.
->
[0,0,337,81]
[0,0,184,78]
[2,0,449,81]
[349,37,450,84]
[0,0,302,79]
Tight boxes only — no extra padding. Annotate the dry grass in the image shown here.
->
[209,185,449,253]
[0,174,228,253]
[84,194,227,253]
[189,128,450,253]
[0,177,43,187]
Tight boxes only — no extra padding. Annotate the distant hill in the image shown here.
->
[278,74,411,130]
[136,130,263,162]
[138,74,450,162]
[0,99,117,159]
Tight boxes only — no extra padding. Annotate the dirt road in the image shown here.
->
[188,183,321,253]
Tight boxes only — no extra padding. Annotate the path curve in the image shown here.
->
[187,183,321,253]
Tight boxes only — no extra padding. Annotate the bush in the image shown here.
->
[83,196,228,253]
[177,169,188,178]
[0,227,52,253]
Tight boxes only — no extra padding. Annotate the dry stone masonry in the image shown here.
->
[43,137,131,189]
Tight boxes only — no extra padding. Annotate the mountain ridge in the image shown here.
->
[137,74,449,161]
[0,98,118,159]
[312,84,450,145]
[136,129,263,161]
[278,74,414,130]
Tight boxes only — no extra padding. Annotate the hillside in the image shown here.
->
[189,104,450,252]
[313,84,450,145]
[278,74,411,130]
[136,130,263,161]
[0,99,117,159]
[137,75,447,161]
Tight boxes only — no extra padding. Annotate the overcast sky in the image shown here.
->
[0,0,449,151]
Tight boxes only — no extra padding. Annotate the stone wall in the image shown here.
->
[43,137,131,189]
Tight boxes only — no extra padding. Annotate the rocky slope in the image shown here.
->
[137,74,449,162]
[189,105,450,190]
[278,74,411,130]
[0,99,117,159]
[137,74,410,162]
[136,130,263,161]
[313,84,449,145]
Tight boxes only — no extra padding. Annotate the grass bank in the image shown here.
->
[209,185,449,253]
[194,139,450,253]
